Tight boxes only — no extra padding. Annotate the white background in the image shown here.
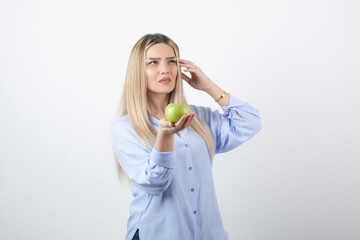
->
[1,0,359,239]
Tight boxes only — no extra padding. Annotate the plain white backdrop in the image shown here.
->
[1,0,359,239]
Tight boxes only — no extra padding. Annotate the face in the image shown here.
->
[145,43,178,95]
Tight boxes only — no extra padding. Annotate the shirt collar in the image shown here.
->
[149,113,159,127]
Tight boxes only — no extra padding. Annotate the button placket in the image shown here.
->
[183,141,198,222]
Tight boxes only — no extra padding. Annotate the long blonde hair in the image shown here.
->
[113,33,215,185]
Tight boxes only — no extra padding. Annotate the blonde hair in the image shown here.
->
[113,33,214,186]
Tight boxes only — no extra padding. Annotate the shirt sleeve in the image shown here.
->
[111,119,176,195]
[190,92,262,155]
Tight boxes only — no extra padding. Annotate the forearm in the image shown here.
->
[205,81,244,118]
[155,132,175,152]
[204,81,230,106]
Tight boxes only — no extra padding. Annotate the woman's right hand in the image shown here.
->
[158,112,196,136]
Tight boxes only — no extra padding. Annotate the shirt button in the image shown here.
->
[189,166,192,170]
[193,210,197,214]
[223,113,228,117]
[191,188,194,192]
[226,108,231,112]
[185,144,188,148]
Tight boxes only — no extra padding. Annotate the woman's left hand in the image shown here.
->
[179,58,213,92]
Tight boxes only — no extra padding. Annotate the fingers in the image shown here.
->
[178,113,195,131]
[178,58,193,64]
[181,72,191,82]
[179,59,199,70]
[158,113,195,135]
[180,63,196,69]
[174,114,190,128]
[184,113,194,129]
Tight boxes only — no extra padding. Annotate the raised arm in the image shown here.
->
[180,58,262,155]
[190,86,262,155]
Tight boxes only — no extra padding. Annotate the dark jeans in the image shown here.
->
[132,229,140,240]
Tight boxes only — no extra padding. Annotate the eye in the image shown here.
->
[148,60,177,64]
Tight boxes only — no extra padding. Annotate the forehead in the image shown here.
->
[146,43,175,57]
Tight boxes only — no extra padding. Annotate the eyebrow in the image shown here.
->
[146,56,176,60]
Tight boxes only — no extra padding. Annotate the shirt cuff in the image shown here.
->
[150,146,176,169]
[219,92,247,112]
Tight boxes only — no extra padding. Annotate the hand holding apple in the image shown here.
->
[165,104,189,123]
[158,111,195,136]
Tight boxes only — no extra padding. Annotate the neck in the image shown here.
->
[147,91,170,117]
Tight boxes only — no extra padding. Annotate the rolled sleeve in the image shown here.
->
[220,93,261,125]
[190,92,262,155]
[111,119,176,194]
[150,146,176,169]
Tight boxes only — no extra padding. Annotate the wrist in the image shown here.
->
[156,131,175,152]
[205,82,223,99]
[158,129,175,137]
[204,81,216,94]
[205,82,230,106]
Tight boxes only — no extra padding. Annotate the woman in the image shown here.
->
[111,33,262,240]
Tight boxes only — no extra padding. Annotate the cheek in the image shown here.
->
[171,66,178,77]
[145,69,157,84]
[146,68,156,78]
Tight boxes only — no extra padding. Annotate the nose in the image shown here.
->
[159,61,170,74]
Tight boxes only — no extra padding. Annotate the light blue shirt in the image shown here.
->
[111,93,262,240]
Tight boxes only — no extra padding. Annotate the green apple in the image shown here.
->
[165,103,189,123]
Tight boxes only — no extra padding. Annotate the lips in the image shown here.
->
[159,77,171,83]
[159,77,171,82]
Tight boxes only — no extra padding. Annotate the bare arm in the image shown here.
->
[205,81,242,118]
[155,133,175,152]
